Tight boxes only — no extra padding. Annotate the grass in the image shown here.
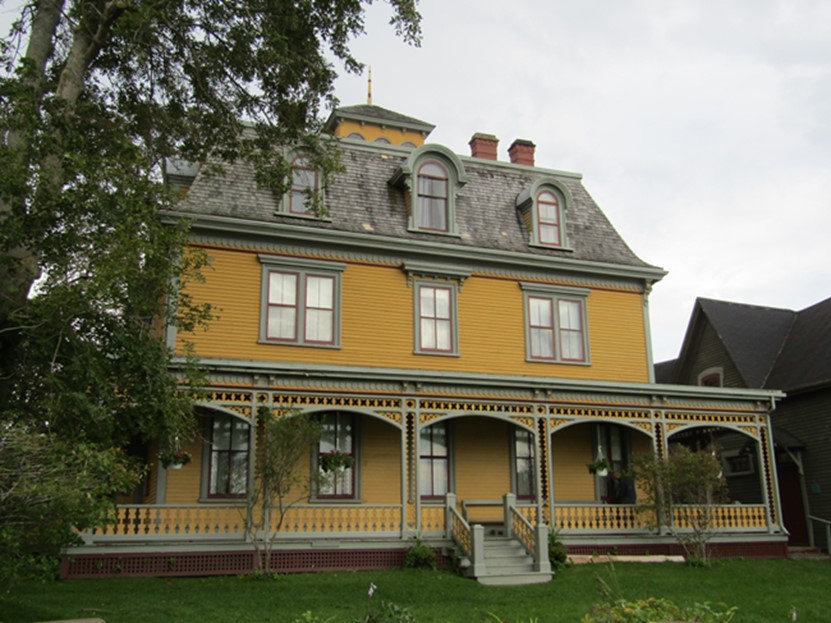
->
[1,559,828,622]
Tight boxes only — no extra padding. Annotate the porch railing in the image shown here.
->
[85,503,402,542]
[554,503,769,534]
[504,493,550,573]
[89,504,247,540]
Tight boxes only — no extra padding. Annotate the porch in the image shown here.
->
[63,495,785,580]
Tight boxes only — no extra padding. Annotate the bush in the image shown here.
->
[403,541,436,570]
[549,530,569,570]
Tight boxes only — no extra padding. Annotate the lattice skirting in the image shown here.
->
[564,540,787,559]
[60,547,453,579]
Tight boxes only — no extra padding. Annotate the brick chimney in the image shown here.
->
[469,133,499,160]
[508,139,536,166]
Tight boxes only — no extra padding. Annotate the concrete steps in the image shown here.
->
[474,536,552,586]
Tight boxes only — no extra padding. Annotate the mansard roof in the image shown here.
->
[180,138,659,275]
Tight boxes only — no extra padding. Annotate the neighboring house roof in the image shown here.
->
[180,125,659,271]
[664,296,831,393]
[654,358,678,384]
[698,298,795,388]
[765,296,831,393]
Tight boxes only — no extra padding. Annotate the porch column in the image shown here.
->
[758,417,783,535]
[503,492,516,534]
[534,417,545,524]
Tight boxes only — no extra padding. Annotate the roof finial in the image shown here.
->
[367,66,373,105]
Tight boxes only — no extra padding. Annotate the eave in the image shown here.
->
[162,210,668,286]
[170,357,783,408]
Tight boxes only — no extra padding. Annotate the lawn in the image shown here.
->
[2,559,828,623]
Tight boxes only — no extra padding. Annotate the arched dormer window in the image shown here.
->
[389,144,468,236]
[284,155,320,217]
[537,190,562,247]
[517,179,573,250]
[416,161,449,232]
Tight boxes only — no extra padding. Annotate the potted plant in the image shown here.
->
[159,450,192,470]
[319,449,353,473]
[587,458,610,477]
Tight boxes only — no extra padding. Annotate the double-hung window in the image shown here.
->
[521,283,590,364]
[513,428,536,500]
[536,190,563,247]
[286,156,320,216]
[416,161,449,232]
[420,422,450,499]
[205,414,250,498]
[259,255,345,348]
[317,412,356,499]
[415,281,458,355]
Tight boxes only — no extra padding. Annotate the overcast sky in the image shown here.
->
[3,1,829,364]
[333,0,831,363]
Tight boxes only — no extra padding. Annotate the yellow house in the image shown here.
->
[64,104,786,583]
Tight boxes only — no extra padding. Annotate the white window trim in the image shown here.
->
[413,279,460,357]
[258,255,346,348]
[520,282,590,365]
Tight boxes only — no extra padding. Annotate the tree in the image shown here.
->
[0,0,421,578]
[632,444,728,564]
[0,425,135,585]
[246,406,321,574]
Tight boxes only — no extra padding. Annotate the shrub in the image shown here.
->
[548,530,569,569]
[403,541,436,570]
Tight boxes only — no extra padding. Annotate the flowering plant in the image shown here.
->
[319,449,353,473]
[587,458,610,475]
[159,450,192,468]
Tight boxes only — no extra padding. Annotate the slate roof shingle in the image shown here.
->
[182,140,657,270]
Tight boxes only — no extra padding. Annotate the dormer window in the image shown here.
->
[286,156,319,216]
[517,179,572,250]
[389,145,469,237]
[537,190,563,247]
[417,161,449,232]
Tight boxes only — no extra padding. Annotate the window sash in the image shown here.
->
[208,416,250,498]
[265,269,336,346]
[420,423,449,498]
[418,285,453,352]
[417,163,449,231]
[289,159,318,215]
[537,191,562,247]
[317,413,355,499]
[514,429,536,499]
[525,291,587,363]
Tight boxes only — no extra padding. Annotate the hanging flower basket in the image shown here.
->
[160,450,192,470]
[319,449,353,473]
[587,458,610,476]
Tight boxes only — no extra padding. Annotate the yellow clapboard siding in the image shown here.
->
[551,424,596,502]
[164,441,204,504]
[360,416,402,504]
[454,418,510,499]
[178,247,649,382]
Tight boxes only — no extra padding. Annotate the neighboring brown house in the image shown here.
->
[656,296,831,550]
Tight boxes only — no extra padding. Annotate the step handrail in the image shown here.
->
[808,514,831,551]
